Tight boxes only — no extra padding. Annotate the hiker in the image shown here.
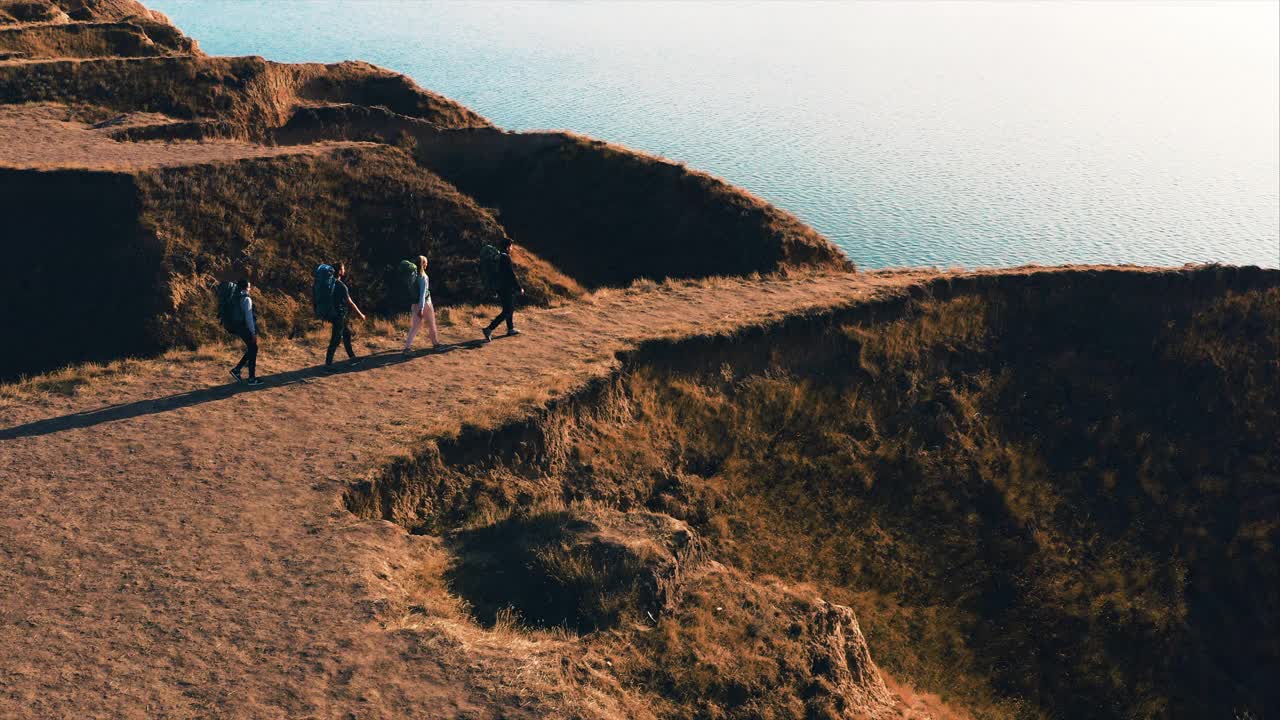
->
[326,262,367,370]
[403,254,441,353]
[226,279,262,387]
[481,238,524,342]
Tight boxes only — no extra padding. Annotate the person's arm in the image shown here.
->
[418,274,428,315]
[242,296,256,335]
[346,294,366,321]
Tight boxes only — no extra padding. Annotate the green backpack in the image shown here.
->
[397,259,419,305]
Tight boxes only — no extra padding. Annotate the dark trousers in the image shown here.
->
[484,291,516,334]
[234,332,257,379]
[326,316,355,364]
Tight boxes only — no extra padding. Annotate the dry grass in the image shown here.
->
[0,19,194,60]
[344,268,1278,720]
[0,54,489,137]
[417,129,850,289]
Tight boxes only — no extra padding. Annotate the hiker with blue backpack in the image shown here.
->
[313,261,366,371]
[481,237,524,342]
[401,254,440,354]
[216,278,262,386]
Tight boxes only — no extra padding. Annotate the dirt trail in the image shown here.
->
[0,267,1151,718]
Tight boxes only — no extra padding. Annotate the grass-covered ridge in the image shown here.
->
[348,268,1279,719]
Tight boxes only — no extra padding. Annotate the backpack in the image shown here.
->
[479,244,502,291]
[396,259,419,305]
[313,264,336,320]
[215,281,245,335]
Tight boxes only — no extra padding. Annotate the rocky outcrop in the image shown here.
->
[0,19,197,58]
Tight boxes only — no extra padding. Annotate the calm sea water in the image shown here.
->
[150,1,1279,269]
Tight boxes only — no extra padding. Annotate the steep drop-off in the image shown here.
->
[347,266,1279,719]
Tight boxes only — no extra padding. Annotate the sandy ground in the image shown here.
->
[0,103,364,170]
[0,267,1160,718]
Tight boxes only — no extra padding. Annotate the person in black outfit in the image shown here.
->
[229,279,262,386]
[483,238,524,342]
[326,262,367,370]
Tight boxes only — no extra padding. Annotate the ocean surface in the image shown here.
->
[150,1,1279,269]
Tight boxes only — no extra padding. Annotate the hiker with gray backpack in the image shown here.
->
[399,254,440,354]
[313,261,367,371]
[216,278,262,386]
[481,237,524,342]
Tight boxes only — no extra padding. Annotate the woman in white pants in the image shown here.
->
[404,254,440,353]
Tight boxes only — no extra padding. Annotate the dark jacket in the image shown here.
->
[498,252,522,295]
[331,279,351,319]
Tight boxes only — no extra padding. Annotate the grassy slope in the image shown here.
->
[603,279,1278,719]
[348,268,1278,719]
[419,131,850,288]
[136,146,583,349]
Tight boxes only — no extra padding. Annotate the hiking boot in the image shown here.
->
[483,327,493,343]
[246,378,263,387]
[507,328,521,337]
[229,367,243,382]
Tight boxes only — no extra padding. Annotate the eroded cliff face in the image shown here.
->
[346,266,1279,719]
[0,1,847,378]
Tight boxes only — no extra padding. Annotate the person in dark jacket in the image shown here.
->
[482,238,524,342]
[229,279,262,386]
[326,262,367,370]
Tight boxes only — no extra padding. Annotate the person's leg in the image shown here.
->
[424,300,440,346]
[484,305,507,334]
[245,334,258,379]
[502,293,516,334]
[234,335,250,372]
[231,333,250,380]
[405,304,422,350]
[342,322,355,359]
[326,319,341,365]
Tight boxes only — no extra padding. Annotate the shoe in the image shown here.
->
[229,367,243,382]
[507,328,521,337]
[246,378,263,386]
[482,327,492,343]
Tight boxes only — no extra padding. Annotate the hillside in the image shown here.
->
[0,0,847,379]
[1,2,1276,719]
[3,266,1276,720]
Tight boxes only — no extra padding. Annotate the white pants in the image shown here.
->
[405,301,440,349]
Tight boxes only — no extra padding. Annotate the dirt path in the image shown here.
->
[0,268,1141,718]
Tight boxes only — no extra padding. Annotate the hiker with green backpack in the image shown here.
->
[481,237,524,342]
[401,254,440,354]
[217,278,262,386]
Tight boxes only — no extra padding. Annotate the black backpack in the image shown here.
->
[313,264,337,320]
[479,244,502,291]
[215,281,245,334]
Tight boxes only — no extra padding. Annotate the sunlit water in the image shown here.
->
[150,1,1279,269]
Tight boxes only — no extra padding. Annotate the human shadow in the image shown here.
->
[0,340,487,441]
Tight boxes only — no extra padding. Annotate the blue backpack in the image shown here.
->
[215,281,245,334]
[313,264,336,320]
